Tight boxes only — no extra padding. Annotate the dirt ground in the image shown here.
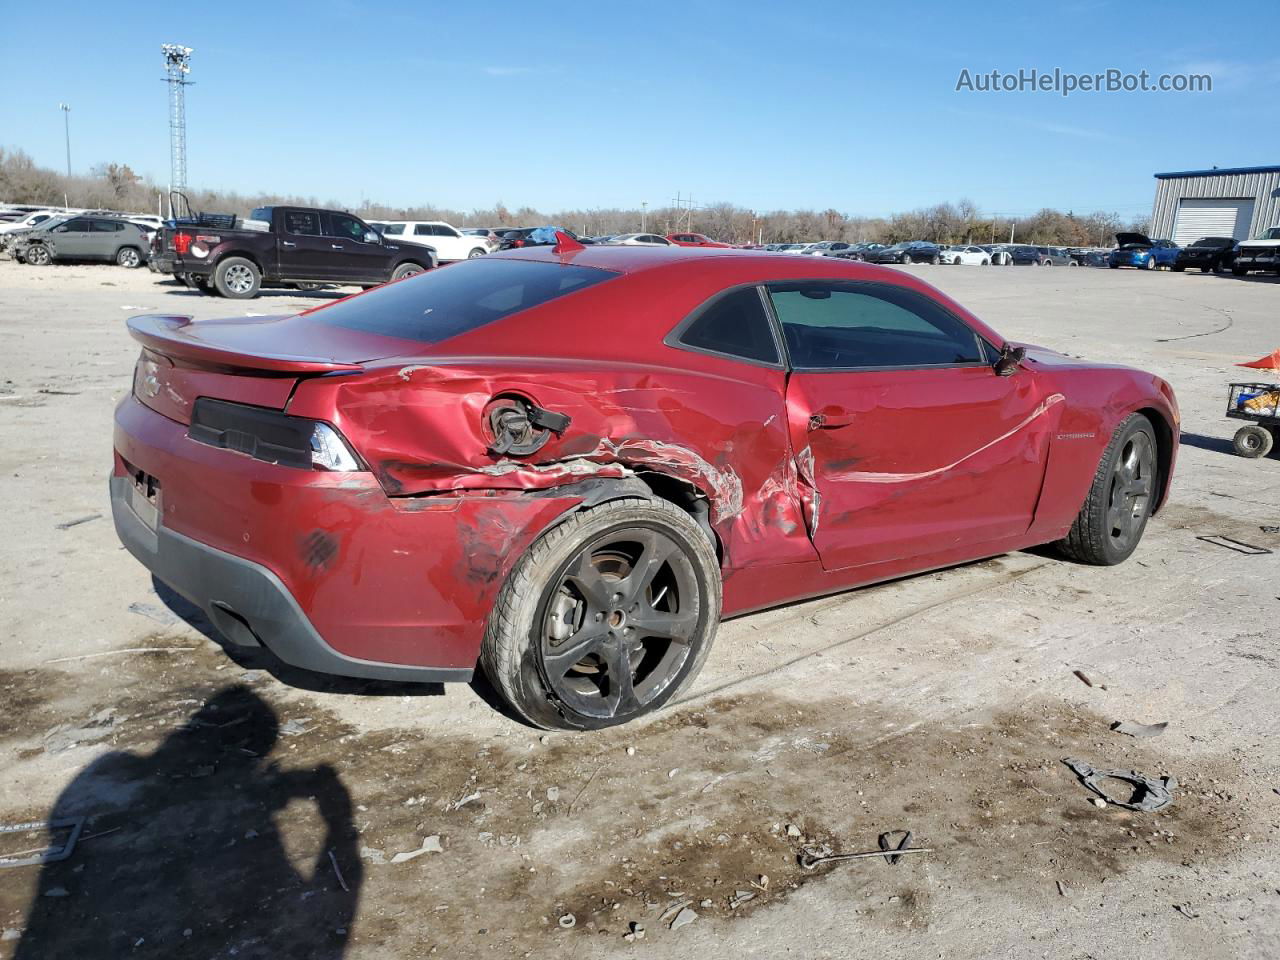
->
[1,259,1278,959]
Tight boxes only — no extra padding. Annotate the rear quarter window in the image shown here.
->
[309,258,618,344]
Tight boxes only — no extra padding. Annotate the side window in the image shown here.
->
[414,224,432,236]
[439,225,460,238]
[328,213,366,241]
[673,286,780,366]
[382,223,405,235]
[767,282,984,370]
[61,218,90,231]
[284,211,321,236]
[91,220,119,232]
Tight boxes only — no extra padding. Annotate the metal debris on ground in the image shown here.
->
[448,791,482,811]
[623,921,645,942]
[1062,757,1176,812]
[1195,535,1273,555]
[558,914,576,929]
[799,833,933,871]
[1111,720,1169,738]
[669,907,698,930]
[389,835,443,863]
[1174,903,1200,919]
[55,514,101,530]
[327,849,350,892]
[1072,669,1105,689]
[1261,525,1280,534]
[657,899,692,924]
[729,891,756,909]
[0,817,85,869]
[1056,880,1067,897]
[877,830,914,866]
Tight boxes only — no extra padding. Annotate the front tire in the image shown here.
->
[24,244,51,266]
[391,262,427,281]
[481,497,721,730]
[214,257,261,299]
[1055,414,1158,566]
[1233,424,1274,459]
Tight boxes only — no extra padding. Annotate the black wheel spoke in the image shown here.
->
[619,531,676,602]
[543,625,609,675]
[630,606,698,642]
[602,639,641,717]
[564,551,613,612]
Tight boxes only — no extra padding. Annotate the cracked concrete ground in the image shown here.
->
[1,260,1277,959]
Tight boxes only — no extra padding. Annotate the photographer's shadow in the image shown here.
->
[14,686,362,959]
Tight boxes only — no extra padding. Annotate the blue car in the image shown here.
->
[1109,232,1180,270]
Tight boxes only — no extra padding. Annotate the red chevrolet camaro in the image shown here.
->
[112,241,1178,729]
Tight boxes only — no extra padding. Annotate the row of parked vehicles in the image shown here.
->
[7,198,1280,295]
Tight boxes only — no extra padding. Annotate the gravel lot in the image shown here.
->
[1,259,1277,959]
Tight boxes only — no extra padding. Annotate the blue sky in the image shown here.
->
[2,0,1275,218]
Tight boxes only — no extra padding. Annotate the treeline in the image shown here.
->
[1,146,1148,247]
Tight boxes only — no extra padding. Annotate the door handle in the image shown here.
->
[808,408,856,431]
[330,244,345,250]
[282,241,297,247]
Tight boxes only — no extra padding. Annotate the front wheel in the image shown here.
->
[981,258,990,265]
[24,244,51,266]
[391,262,428,281]
[900,253,911,264]
[1233,424,1274,459]
[1055,414,1158,565]
[214,257,261,298]
[481,497,721,730]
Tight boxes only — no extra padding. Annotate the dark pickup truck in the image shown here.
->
[154,205,437,298]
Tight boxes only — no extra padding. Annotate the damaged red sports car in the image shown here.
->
[112,242,1178,729]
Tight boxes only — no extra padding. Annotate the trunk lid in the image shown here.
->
[126,313,417,425]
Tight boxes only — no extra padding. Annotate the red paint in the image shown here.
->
[114,247,1178,676]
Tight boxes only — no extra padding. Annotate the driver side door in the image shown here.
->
[772,280,1059,572]
[326,212,388,282]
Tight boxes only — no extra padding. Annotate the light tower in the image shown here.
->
[161,44,193,207]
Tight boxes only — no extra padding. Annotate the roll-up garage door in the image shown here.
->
[1173,198,1255,244]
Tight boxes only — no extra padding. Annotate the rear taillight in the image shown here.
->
[513,239,525,247]
[173,232,192,255]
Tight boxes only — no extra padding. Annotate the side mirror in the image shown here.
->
[994,344,1026,377]
[363,230,381,244]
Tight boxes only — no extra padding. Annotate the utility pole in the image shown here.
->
[1009,221,1016,244]
[161,44,194,216]
[641,201,647,232]
[58,103,71,178]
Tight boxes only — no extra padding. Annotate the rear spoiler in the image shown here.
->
[126,315,363,373]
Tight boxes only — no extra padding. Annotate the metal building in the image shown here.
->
[1150,165,1280,245]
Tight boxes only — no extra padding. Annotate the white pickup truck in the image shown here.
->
[1232,226,1280,276]
[377,221,489,262]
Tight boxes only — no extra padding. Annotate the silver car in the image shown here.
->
[16,215,151,268]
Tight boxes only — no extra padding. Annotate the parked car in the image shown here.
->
[666,232,731,248]
[943,244,992,266]
[155,205,436,298]
[0,209,62,235]
[377,221,489,261]
[496,226,592,251]
[14,215,151,267]
[609,233,673,246]
[1108,233,1180,271]
[1172,237,1237,274]
[1035,246,1076,266]
[111,246,1178,729]
[864,241,942,265]
[989,245,1015,266]
[831,243,885,261]
[1231,227,1280,276]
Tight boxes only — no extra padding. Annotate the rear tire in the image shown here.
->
[1055,414,1158,566]
[480,497,721,731]
[116,246,142,268]
[467,247,486,259]
[1233,424,1274,459]
[214,257,261,299]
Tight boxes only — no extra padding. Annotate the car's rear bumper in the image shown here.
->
[111,393,597,684]
[111,475,469,683]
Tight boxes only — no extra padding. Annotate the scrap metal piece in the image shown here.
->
[799,841,933,871]
[877,830,914,866]
[1195,535,1273,555]
[1111,720,1169,739]
[0,817,85,869]
[1062,757,1176,812]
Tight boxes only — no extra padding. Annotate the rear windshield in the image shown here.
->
[309,258,619,344]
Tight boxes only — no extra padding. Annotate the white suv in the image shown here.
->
[379,221,488,262]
